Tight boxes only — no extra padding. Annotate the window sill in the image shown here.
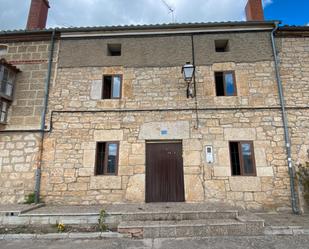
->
[230,175,257,177]
[94,174,118,176]
[101,99,122,101]
[0,93,13,101]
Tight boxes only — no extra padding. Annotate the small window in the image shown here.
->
[215,40,229,52]
[102,75,122,99]
[0,45,8,56]
[229,141,256,176]
[107,44,121,56]
[0,99,9,124]
[0,67,14,98]
[95,142,119,175]
[215,71,236,96]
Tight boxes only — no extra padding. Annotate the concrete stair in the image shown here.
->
[113,209,264,238]
[0,203,264,238]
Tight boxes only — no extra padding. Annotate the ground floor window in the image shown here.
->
[229,141,256,176]
[95,141,119,175]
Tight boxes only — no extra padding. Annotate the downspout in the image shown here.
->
[190,34,199,129]
[270,22,299,214]
[34,29,56,204]
[190,34,205,202]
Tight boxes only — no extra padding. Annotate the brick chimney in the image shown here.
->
[245,0,264,21]
[26,0,50,30]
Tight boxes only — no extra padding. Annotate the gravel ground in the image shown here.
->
[1,236,309,249]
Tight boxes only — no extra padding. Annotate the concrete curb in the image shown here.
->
[264,226,309,235]
[0,232,125,240]
[0,204,45,217]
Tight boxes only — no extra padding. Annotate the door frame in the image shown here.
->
[145,140,185,202]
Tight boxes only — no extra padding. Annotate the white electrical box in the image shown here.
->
[206,146,213,164]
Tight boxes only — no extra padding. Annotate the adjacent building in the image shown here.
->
[0,0,308,212]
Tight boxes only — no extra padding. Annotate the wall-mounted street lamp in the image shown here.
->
[181,62,195,98]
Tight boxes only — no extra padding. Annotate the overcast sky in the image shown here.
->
[0,0,301,31]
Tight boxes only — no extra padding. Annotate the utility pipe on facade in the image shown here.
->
[270,22,300,214]
[34,29,56,204]
[190,34,199,129]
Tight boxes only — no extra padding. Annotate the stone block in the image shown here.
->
[128,155,145,166]
[125,174,145,202]
[68,182,88,191]
[94,130,123,141]
[254,148,267,167]
[224,128,256,141]
[229,177,261,192]
[83,150,95,167]
[212,62,236,71]
[217,147,230,166]
[257,167,274,176]
[118,166,134,176]
[78,167,94,177]
[183,166,201,174]
[131,143,145,155]
[81,142,96,150]
[90,176,122,190]
[133,165,145,174]
[184,151,200,166]
[90,80,103,100]
[184,175,204,202]
[213,167,231,177]
[183,139,202,151]
[139,121,189,139]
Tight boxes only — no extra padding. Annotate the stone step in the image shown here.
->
[118,218,264,238]
[109,210,238,222]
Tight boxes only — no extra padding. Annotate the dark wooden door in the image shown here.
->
[146,142,185,202]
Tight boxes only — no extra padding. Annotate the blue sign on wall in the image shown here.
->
[161,130,168,135]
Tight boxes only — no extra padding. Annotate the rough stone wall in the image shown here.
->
[279,37,309,212]
[279,37,309,108]
[0,133,40,204]
[0,39,59,204]
[41,110,292,211]
[59,31,273,68]
[40,61,297,211]
[49,61,279,114]
[0,40,58,129]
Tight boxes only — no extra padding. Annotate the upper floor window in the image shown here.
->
[215,71,237,96]
[0,65,15,98]
[215,40,229,52]
[229,141,256,176]
[0,45,8,56]
[95,141,119,175]
[0,100,8,123]
[102,75,122,99]
[0,59,20,124]
[107,44,121,56]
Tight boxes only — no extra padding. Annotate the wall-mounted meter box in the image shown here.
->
[205,146,214,164]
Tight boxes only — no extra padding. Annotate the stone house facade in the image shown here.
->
[0,30,59,204]
[0,0,308,212]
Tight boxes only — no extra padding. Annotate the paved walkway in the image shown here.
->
[1,203,309,229]
[1,236,309,249]
[256,213,309,228]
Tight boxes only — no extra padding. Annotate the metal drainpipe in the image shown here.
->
[270,22,299,214]
[34,29,56,204]
[191,34,199,129]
